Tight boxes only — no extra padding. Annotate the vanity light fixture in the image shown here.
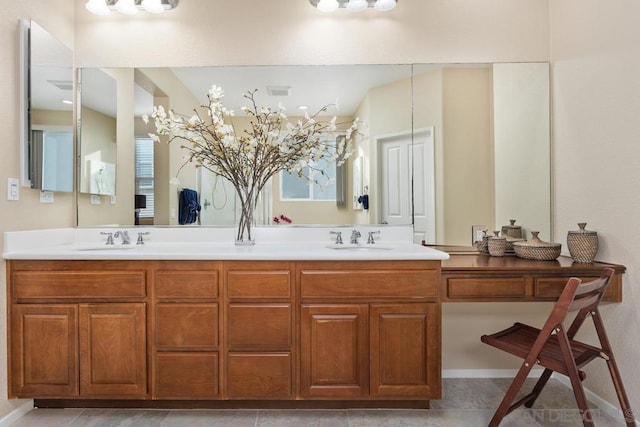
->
[85,0,179,15]
[309,0,397,12]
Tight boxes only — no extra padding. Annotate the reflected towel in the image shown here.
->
[179,188,201,225]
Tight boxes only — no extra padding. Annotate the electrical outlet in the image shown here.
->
[472,225,486,244]
[40,191,54,203]
[90,195,101,205]
[7,178,19,201]
[110,195,117,204]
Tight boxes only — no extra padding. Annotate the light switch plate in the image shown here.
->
[472,225,486,244]
[7,178,19,201]
[90,195,101,205]
[110,195,117,204]
[40,191,54,203]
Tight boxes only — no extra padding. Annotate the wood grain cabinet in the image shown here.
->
[298,261,442,401]
[8,258,444,405]
[8,261,147,399]
[152,262,221,399]
[224,262,294,399]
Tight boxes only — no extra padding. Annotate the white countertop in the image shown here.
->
[3,226,449,261]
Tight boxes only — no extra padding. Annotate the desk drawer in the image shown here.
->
[534,276,614,299]
[13,271,146,300]
[446,277,526,299]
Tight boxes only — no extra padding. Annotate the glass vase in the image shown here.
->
[235,188,257,246]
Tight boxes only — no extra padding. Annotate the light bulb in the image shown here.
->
[316,0,339,12]
[142,0,165,13]
[346,0,368,11]
[115,0,138,15]
[85,0,110,15]
[374,0,396,11]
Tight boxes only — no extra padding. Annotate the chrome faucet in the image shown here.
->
[330,231,343,244]
[367,230,381,244]
[114,230,131,245]
[136,232,150,245]
[350,229,361,244]
[101,232,114,245]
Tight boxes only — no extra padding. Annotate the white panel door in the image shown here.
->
[412,128,436,244]
[380,136,411,226]
[379,130,435,244]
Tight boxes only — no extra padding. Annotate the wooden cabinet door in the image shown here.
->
[79,303,147,398]
[370,303,441,399]
[11,305,78,397]
[300,304,369,398]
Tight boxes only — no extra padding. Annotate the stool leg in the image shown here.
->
[489,361,533,427]
[557,332,594,427]
[605,357,635,426]
[524,368,553,408]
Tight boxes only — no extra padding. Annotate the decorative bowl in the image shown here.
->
[513,231,561,261]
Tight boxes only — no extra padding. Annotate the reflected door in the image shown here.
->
[380,135,412,226]
[412,128,436,244]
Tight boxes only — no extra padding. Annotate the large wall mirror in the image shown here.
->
[20,20,74,192]
[76,63,550,246]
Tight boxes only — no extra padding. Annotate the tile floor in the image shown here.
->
[8,378,626,426]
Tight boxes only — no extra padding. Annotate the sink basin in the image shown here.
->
[325,243,393,250]
[71,244,138,251]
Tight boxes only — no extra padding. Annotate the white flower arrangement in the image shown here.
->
[144,85,362,244]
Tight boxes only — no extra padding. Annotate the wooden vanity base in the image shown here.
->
[34,399,431,409]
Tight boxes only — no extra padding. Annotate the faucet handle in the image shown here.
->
[329,231,343,244]
[367,230,381,244]
[136,232,150,245]
[100,232,114,245]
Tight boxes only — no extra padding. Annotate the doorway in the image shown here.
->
[378,128,435,243]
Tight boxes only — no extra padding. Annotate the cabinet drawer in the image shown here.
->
[227,271,291,299]
[446,278,526,299]
[301,270,439,298]
[155,352,219,399]
[227,304,291,350]
[13,271,145,300]
[227,353,292,399]
[534,276,613,299]
[154,271,218,299]
[155,303,219,349]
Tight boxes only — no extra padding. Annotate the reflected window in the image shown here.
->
[135,137,154,219]
[280,158,336,201]
[280,136,337,201]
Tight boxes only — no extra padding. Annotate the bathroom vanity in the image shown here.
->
[4,227,448,408]
[3,228,625,409]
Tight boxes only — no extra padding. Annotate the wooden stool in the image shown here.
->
[481,268,634,426]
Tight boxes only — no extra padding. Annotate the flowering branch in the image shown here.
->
[144,85,362,242]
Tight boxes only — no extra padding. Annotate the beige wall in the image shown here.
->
[493,63,551,241]
[550,0,640,413]
[0,0,568,420]
[77,68,135,226]
[442,67,494,245]
[31,109,72,128]
[1,0,75,417]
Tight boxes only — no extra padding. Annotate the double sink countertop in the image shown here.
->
[3,226,449,261]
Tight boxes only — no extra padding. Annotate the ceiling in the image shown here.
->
[166,65,411,117]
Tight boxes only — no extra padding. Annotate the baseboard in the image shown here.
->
[553,374,639,426]
[0,400,33,426]
[442,369,544,378]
